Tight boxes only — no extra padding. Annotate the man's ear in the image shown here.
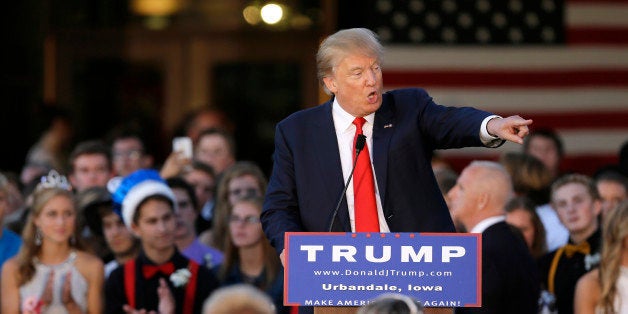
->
[592,199,603,217]
[322,76,337,94]
[476,192,489,211]
[68,174,77,188]
[141,155,154,169]
[130,222,141,238]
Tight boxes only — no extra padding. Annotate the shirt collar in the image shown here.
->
[332,97,375,133]
[469,215,506,233]
[138,247,182,266]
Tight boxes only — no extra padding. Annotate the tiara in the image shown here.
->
[36,170,72,191]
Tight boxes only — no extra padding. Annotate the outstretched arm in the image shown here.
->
[487,115,533,144]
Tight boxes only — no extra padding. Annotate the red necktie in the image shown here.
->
[142,262,175,279]
[352,118,380,232]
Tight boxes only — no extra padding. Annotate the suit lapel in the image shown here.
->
[373,94,395,208]
[310,101,350,230]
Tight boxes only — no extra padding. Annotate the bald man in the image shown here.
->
[448,161,539,313]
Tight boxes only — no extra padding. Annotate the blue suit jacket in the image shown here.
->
[262,88,496,254]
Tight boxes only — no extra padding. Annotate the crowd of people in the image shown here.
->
[1,27,627,314]
[0,106,296,314]
[436,130,628,314]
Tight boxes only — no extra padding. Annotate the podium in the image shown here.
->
[284,232,481,312]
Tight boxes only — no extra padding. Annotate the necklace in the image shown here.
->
[34,251,76,267]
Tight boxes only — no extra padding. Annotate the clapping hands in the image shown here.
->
[122,278,174,314]
[38,271,81,314]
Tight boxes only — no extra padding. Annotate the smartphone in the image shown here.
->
[172,137,193,159]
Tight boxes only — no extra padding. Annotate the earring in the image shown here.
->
[70,235,76,246]
[35,228,42,246]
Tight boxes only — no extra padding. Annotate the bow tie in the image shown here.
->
[564,242,590,258]
[142,262,175,279]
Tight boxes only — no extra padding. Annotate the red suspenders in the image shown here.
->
[124,260,137,309]
[183,261,199,314]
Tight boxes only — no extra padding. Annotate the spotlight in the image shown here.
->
[260,3,283,25]
[243,5,262,25]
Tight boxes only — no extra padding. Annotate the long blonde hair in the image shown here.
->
[16,187,82,285]
[598,200,628,313]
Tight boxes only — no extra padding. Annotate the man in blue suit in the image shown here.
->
[261,28,533,264]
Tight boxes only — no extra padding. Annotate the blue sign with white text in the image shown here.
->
[284,232,481,308]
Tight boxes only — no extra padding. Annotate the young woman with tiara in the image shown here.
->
[1,170,104,314]
[575,201,628,314]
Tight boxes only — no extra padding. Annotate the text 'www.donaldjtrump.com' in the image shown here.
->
[313,269,454,278]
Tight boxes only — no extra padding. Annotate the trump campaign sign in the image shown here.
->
[284,232,481,308]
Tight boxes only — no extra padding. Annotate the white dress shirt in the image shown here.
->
[469,215,506,233]
[332,98,502,232]
[332,99,391,232]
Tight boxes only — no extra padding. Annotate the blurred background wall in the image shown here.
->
[3,0,627,176]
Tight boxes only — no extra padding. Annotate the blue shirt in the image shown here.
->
[181,239,223,268]
[0,228,22,267]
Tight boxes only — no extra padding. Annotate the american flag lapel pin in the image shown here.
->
[384,123,393,128]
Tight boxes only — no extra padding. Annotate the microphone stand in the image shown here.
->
[327,134,366,232]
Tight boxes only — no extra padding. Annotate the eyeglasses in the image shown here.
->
[190,183,214,194]
[176,200,193,211]
[228,215,261,224]
[229,187,260,198]
[113,149,143,160]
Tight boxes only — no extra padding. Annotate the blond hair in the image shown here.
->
[316,28,384,95]
[203,284,275,314]
[16,187,82,285]
[500,152,552,194]
[598,201,628,313]
[551,173,599,203]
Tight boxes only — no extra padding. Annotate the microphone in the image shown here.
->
[327,134,367,232]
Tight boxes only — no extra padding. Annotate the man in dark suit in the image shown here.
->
[262,28,532,261]
[448,161,539,313]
